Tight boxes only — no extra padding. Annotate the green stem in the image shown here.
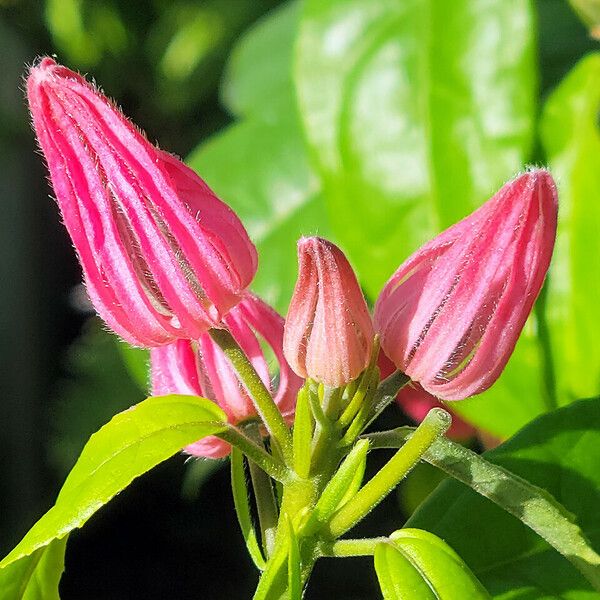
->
[246,423,280,557]
[209,328,293,463]
[367,427,600,591]
[216,424,289,483]
[321,537,388,557]
[327,408,451,538]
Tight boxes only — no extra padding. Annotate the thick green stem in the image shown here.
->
[246,423,280,557]
[327,408,451,538]
[216,424,289,483]
[209,328,293,463]
[321,537,388,557]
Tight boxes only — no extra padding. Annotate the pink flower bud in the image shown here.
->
[375,170,558,400]
[378,352,475,440]
[283,237,374,387]
[151,294,302,458]
[27,58,257,346]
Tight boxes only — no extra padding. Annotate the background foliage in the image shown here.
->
[0,0,598,598]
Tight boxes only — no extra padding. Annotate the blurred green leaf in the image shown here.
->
[375,529,490,599]
[568,0,600,38]
[117,341,150,393]
[295,0,537,297]
[408,398,600,598]
[0,539,66,600]
[221,0,300,119]
[0,395,226,578]
[187,113,330,313]
[541,53,600,404]
[45,0,128,66]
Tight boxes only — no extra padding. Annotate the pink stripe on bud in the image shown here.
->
[151,294,302,458]
[27,58,257,346]
[284,237,374,387]
[375,170,558,400]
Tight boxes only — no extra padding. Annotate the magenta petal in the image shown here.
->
[150,294,301,458]
[375,170,558,400]
[27,57,257,346]
[284,237,375,387]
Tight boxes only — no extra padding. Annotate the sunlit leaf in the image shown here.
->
[540,53,600,404]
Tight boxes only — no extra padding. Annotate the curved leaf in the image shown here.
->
[0,539,66,600]
[295,0,536,297]
[375,529,489,599]
[1,395,226,569]
[408,398,600,598]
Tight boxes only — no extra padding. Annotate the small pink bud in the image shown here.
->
[151,294,302,458]
[375,170,558,400]
[378,353,476,440]
[27,58,257,346]
[283,237,374,387]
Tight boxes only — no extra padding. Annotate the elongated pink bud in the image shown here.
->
[375,170,558,400]
[284,237,374,387]
[151,294,302,458]
[27,58,257,346]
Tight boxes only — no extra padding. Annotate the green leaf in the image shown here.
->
[187,113,330,314]
[375,529,490,599]
[1,395,227,570]
[407,398,600,598]
[369,425,600,589]
[221,0,300,119]
[540,53,600,405]
[231,448,266,570]
[0,539,66,600]
[295,0,536,298]
[304,439,370,534]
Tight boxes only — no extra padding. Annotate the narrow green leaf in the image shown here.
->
[295,0,536,297]
[253,538,290,600]
[231,447,266,570]
[369,426,600,589]
[305,439,370,534]
[221,0,300,119]
[540,53,600,404]
[336,445,368,510]
[1,395,227,569]
[293,385,314,479]
[375,529,490,599]
[0,538,66,600]
[406,398,600,598]
[187,113,330,314]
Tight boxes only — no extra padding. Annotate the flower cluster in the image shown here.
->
[27,58,558,455]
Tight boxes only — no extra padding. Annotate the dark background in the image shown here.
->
[0,1,594,598]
